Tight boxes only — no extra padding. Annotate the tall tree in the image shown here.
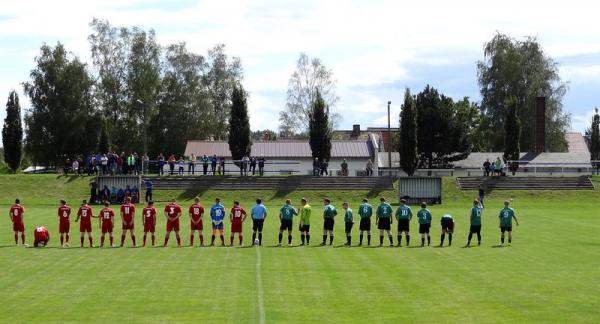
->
[477,33,569,152]
[98,116,111,153]
[228,85,252,168]
[280,53,340,134]
[205,44,244,140]
[2,91,23,172]
[309,90,332,161]
[399,88,418,176]
[503,96,521,174]
[590,108,600,168]
[23,43,99,166]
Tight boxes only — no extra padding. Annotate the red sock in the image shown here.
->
[152,235,155,246]
[81,237,84,246]
[89,237,93,246]
[60,236,64,245]
[120,235,125,246]
[200,235,204,245]
[190,235,194,245]
[164,236,169,246]
[239,235,243,245]
[66,234,69,243]
[109,236,113,245]
[101,236,105,246]
[220,235,224,244]
[143,235,147,246]
[230,236,233,245]
[21,234,25,244]
[176,236,181,246]
[14,234,18,244]
[132,235,136,246]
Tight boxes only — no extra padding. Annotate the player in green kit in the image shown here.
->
[321,198,337,246]
[299,198,311,245]
[417,202,432,247]
[499,200,519,245]
[439,214,455,246]
[343,202,353,246]
[358,198,373,246]
[278,199,298,246]
[467,200,483,246]
[376,197,394,247]
[395,199,413,246]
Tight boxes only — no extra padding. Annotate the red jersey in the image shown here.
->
[77,205,93,223]
[120,203,136,223]
[100,208,115,223]
[230,206,246,225]
[189,204,205,222]
[142,207,157,222]
[34,226,49,241]
[58,205,71,222]
[164,203,182,219]
[10,204,25,223]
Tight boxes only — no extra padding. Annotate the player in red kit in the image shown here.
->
[163,198,182,247]
[99,201,115,247]
[189,197,205,246]
[33,226,50,247]
[120,197,136,247]
[75,200,95,247]
[57,199,71,247]
[9,198,26,245]
[142,201,157,246]
[230,201,247,246]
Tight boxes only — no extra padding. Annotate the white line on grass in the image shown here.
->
[256,247,265,324]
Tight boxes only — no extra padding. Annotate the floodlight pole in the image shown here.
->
[136,99,148,156]
[387,101,392,175]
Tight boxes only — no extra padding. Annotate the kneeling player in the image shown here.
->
[467,200,483,246]
[99,201,115,247]
[499,200,519,245]
[57,199,72,247]
[164,198,182,247]
[142,201,157,246]
[120,197,136,247]
[210,198,226,246]
[33,226,50,247]
[230,201,247,246]
[417,202,432,246]
[189,197,205,246]
[75,200,95,247]
[439,214,455,247]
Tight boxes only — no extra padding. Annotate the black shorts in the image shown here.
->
[252,219,264,232]
[345,222,353,233]
[397,219,410,232]
[359,218,371,231]
[419,223,430,234]
[323,218,335,231]
[441,219,454,232]
[470,225,482,233]
[377,217,391,230]
[299,224,310,232]
[280,219,292,231]
[501,226,512,233]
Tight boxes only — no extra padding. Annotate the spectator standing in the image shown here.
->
[72,159,79,176]
[219,157,226,175]
[134,153,142,175]
[100,154,108,175]
[188,154,196,175]
[157,153,165,175]
[90,181,98,204]
[168,154,176,175]
[495,157,502,176]
[211,155,218,175]
[202,155,209,175]
[313,158,320,176]
[490,162,496,176]
[241,155,249,176]
[142,154,149,175]
[366,159,373,176]
[320,159,329,176]
[144,179,153,203]
[250,157,257,175]
[478,186,485,208]
[258,156,266,176]
[178,157,185,175]
[115,153,123,175]
[127,153,136,175]
[341,159,348,176]
[121,152,128,174]
[483,159,491,176]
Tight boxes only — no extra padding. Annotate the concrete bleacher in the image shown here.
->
[147,176,395,191]
[457,176,595,190]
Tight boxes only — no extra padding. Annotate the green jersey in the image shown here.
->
[280,204,297,220]
[470,207,482,226]
[376,203,392,218]
[395,205,413,220]
[299,204,311,225]
[344,208,353,223]
[358,203,373,218]
[323,204,337,218]
[499,207,515,227]
[417,209,432,224]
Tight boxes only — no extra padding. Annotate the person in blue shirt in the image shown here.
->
[144,180,153,203]
[210,197,226,246]
[211,155,218,175]
[250,198,268,246]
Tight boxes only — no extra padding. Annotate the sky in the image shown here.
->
[1,0,600,142]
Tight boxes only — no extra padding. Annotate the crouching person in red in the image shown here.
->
[33,226,50,247]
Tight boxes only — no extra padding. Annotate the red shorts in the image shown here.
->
[59,221,70,233]
[80,221,92,233]
[190,221,203,231]
[122,223,134,230]
[166,219,180,232]
[231,222,243,233]
[13,221,24,232]
[143,222,155,233]
[101,222,113,234]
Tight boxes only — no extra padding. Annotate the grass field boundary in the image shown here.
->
[256,247,265,324]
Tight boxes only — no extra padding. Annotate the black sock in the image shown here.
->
[508,237,511,243]
[448,233,452,245]
[468,233,473,245]
[258,233,262,245]
[477,233,481,243]
[440,234,445,245]
[288,235,292,245]
[252,233,256,243]
[379,235,383,245]
[427,235,431,245]
[406,235,410,246]
[278,233,282,244]
[348,236,351,245]
[306,234,310,244]
[322,235,327,244]
[421,237,425,245]
[359,234,363,245]
[301,234,305,244]
[367,235,371,245]
[397,235,402,245]
[501,236,505,244]
[211,235,215,244]
[329,236,334,245]
[388,235,393,245]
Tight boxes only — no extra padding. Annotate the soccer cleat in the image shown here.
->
[288,243,293,247]
[320,242,326,246]
[396,243,401,247]
[278,243,282,247]
[390,244,394,247]
[478,241,481,246]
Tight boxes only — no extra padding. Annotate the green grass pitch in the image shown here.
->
[0,175,599,323]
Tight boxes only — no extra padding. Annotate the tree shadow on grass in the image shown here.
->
[178,187,210,200]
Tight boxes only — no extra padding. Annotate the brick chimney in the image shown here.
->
[351,124,360,139]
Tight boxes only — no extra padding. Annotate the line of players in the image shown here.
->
[8,196,519,248]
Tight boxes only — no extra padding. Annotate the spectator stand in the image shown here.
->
[398,177,442,205]
[96,175,141,204]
